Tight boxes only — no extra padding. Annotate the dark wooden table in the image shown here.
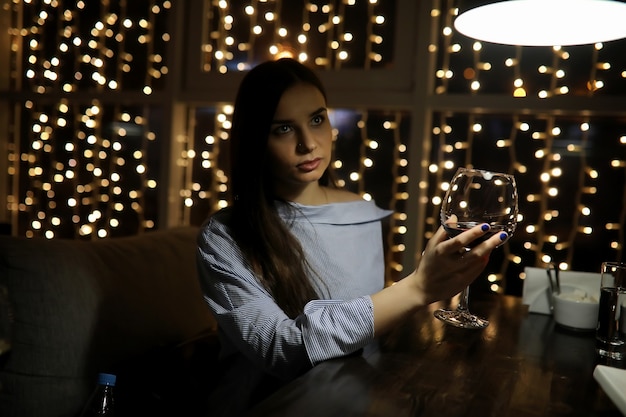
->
[247,294,624,417]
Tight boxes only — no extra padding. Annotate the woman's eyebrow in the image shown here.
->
[309,107,327,117]
[271,117,292,125]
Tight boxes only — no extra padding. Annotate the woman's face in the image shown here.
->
[267,82,332,196]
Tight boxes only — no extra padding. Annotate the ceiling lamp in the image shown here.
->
[454,0,626,46]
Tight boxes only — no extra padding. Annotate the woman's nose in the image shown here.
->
[296,130,317,153]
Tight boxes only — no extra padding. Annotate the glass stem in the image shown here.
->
[457,286,470,312]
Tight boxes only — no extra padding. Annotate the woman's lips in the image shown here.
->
[297,158,322,172]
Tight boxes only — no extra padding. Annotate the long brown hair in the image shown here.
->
[228,58,332,318]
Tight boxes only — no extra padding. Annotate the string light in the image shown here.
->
[201,0,388,70]
[6,1,171,238]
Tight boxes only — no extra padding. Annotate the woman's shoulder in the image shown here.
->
[200,207,233,235]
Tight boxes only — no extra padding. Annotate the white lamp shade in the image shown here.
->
[454,0,626,46]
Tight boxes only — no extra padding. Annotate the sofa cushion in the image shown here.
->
[0,227,215,417]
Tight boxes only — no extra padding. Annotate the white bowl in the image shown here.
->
[553,289,599,331]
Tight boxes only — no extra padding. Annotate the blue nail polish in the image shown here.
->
[499,232,508,241]
[481,224,489,232]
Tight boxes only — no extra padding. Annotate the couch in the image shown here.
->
[0,227,219,417]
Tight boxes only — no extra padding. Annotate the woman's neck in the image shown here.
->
[275,183,328,206]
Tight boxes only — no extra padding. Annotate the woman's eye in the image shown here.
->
[273,125,292,135]
[311,115,325,126]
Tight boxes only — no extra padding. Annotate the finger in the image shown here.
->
[443,222,491,251]
[432,224,450,242]
[467,231,508,262]
[443,214,458,225]
[424,225,450,252]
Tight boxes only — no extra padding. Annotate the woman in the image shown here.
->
[196,58,506,415]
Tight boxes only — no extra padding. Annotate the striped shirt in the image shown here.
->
[196,199,392,413]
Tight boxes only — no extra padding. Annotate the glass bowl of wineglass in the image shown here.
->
[433,167,518,329]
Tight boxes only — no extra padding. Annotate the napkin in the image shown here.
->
[522,266,601,315]
[594,365,626,415]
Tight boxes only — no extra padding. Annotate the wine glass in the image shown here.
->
[433,167,518,329]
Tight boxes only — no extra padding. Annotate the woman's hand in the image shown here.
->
[409,220,506,306]
[370,219,506,335]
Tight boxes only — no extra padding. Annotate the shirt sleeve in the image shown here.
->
[196,216,376,380]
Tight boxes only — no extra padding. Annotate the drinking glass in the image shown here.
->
[433,167,518,329]
[596,261,626,361]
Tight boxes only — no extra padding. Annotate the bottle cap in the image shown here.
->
[97,373,117,386]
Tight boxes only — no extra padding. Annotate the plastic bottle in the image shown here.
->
[79,373,117,417]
